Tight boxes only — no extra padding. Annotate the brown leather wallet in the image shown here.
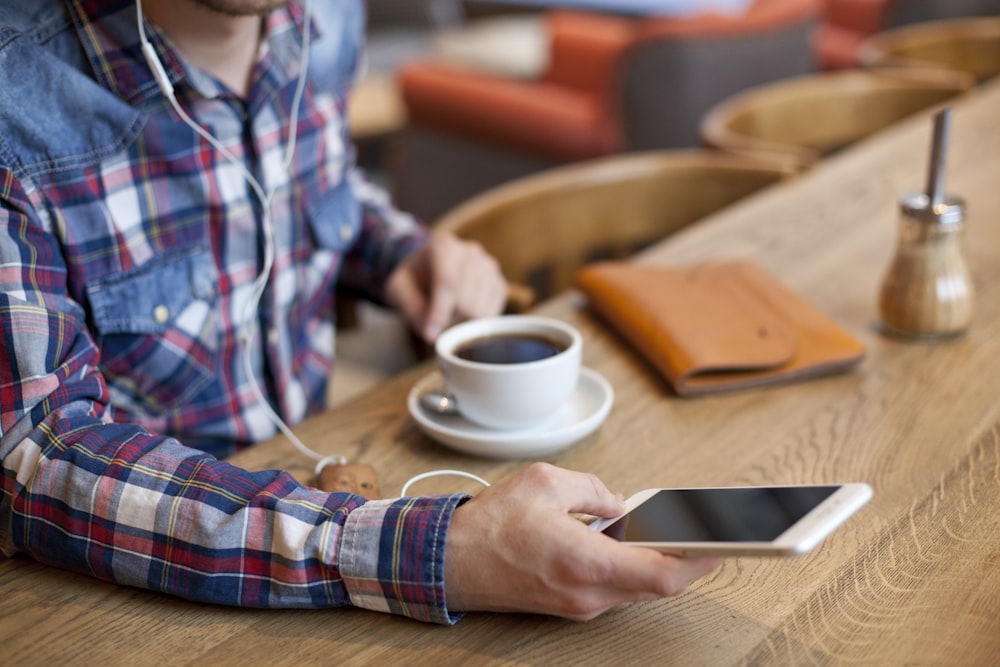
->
[576,260,865,396]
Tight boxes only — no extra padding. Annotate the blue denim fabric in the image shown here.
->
[0,3,143,180]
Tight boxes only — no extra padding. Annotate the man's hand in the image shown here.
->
[386,230,507,342]
[444,463,722,620]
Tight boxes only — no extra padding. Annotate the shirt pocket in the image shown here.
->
[304,177,360,253]
[294,177,361,306]
[86,246,221,416]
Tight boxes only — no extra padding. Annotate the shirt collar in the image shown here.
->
[64,0,316,106]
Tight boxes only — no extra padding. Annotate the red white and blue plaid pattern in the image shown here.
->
[0,0,462,623]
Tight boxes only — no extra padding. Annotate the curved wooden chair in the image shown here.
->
[860,17,1000,84]
[814,0,1000,69]
[395,0,820,222]
[699,68,973,170]
[433,150,792,312]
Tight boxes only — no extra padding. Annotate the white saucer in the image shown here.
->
[407,367,614,459]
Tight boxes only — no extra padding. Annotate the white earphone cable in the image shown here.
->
[136,0,338,470]
[137,2,496,493]
[399,470,491,498]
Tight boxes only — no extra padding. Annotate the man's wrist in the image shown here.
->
[337,493,469,624]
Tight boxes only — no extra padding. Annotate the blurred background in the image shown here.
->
[331,0,1000,407]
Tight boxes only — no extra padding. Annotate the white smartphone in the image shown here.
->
[589,483,872,556]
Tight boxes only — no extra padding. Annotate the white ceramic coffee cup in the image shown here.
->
[435,315,582,430]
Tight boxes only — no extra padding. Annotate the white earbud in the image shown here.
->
[136,0,175,99]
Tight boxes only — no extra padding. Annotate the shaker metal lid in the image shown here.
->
[899,192,966,226]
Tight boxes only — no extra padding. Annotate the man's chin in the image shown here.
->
[189,0,291,17]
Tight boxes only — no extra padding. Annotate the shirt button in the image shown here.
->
[153,305,170,324]
[267,328,280,345]
[339,224,352,243]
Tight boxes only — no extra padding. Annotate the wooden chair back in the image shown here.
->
[816,0,1000,69]
[860,17,1000,84]
[884,0,1000,30]
[621,0,822,149]
[434,150,792,312]
[699,68,974,170]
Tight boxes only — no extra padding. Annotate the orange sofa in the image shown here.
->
[395,0,821,221]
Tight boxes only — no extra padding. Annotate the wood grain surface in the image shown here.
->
[3,80,999,667]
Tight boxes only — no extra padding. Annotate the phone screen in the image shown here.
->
[602,486,840,543]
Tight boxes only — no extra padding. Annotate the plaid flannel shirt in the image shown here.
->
[0,0,464,623]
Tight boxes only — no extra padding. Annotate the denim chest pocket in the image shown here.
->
[304,177,361,252]
[294,177,361,306]
[86,247,221,416]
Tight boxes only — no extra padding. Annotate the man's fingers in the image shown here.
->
[597,539,723,599]
[457,249,507,319]
[423,235,502,341]
[515,463,626,518]
[423,276,458,342]
[445,463,724,619]
[385,230,508,342]
[385,268,428,335]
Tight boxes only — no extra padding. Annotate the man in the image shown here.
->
[0,0,719,623]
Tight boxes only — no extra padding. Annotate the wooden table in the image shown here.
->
[347,74,407,142]
[4,81,1000,667]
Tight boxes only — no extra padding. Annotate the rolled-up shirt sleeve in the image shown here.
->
[339,494,468,624]
[5,421,466,621]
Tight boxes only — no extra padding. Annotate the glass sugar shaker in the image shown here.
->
[878,108,974,339]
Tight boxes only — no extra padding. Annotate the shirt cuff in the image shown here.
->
[337,493,468,624]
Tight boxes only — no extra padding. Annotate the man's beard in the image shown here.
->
[189,0,291,16]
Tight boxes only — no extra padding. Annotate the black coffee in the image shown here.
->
[454,333,566,364]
